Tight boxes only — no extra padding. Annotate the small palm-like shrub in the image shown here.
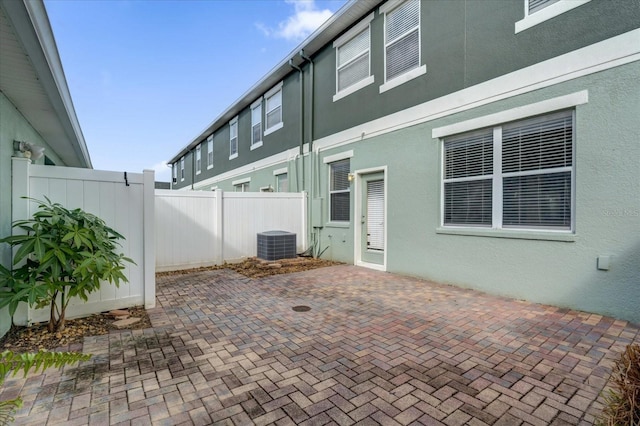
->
[0,350,91,424]
[597,343,640,426]
[0,197,133,333]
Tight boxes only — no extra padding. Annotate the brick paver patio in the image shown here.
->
[2,265,639,425]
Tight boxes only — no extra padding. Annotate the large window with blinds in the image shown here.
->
[443,110,574,231]
[330,159,350,222]
[383,0,420,82]
[265,82,283,135]
[251,101,262,149]
[195,144,202,175]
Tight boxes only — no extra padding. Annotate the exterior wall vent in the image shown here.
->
[257,231,296,261]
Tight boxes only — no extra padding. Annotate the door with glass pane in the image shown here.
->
[361,173,384,265]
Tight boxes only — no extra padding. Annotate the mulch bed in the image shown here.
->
[1,257,340,353]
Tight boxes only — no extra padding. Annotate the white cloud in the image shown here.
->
[150,160,171,182]
[256,0,333,42]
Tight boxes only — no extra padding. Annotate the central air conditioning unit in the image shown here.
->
[257,231,296,261]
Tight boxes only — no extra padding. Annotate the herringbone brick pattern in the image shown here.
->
[2,265,638,425]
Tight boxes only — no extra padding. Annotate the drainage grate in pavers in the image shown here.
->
[292,305,311,312]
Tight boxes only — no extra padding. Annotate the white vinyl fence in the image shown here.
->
[155,190,307,272]
[10,158,155,326]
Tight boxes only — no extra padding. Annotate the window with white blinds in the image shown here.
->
[251,102,262,148]
[207,135,213,169]
[330,159,350,222]
[172,163,177,182]
[229,118,238,159]
[180,157,185,181]
[337,27,370,93]
[265,87,282,133]
[443,110,574,231]
[528,0,560,14]
[384,0,420,82]
[367,180,384,251]
[195,144,202,174]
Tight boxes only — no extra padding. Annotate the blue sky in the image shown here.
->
[45,0,347,182]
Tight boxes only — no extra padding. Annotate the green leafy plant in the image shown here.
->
[0,197,134,333]
[0,350,91,424]
[597,343,640,426]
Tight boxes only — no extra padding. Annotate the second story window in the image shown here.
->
[251,99,263,149]
[207,135,213,169]
[528,0,560,14]
[264,82,283,135]
[333,13,374,101]
[380,0,426,92]
[229,117,238,160]
[195,144,201,175]
[180,157,185,181]
[172,163,177,183]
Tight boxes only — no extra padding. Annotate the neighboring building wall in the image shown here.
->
[0,92,66,336]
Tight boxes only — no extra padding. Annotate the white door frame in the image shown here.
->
[354,166,387,271]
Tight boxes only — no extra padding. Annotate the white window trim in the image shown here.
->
[273,167,288,176]
[264,81,284,135]
[232,177,251,186]
[380,0,424,92]
[195,144,202,175]
[432,91,588,138]
[229,116,238,160]
[251,98,263,150]
[333,13,375,102]
[180,157,185,182]
[207,135,214,170]
[439,108,578,235]
[323,150,354,164]
[515,0,592,33]
[379,65,426,94]
[328,158,351,223]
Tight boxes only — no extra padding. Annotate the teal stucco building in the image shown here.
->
[169,0,640,324]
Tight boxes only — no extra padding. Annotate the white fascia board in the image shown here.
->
[314,29,640,152]
[432,91,588,138]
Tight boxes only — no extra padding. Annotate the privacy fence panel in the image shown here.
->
[155,190,306,272]
[10,158,155,326]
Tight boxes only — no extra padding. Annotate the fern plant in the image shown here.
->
[0,350,91,424]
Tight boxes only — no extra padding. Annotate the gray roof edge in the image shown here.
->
[168,0,381,164]
[23,0,93,168]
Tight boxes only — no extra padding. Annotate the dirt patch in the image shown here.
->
[0,306,152,353]
[158,256,341,279]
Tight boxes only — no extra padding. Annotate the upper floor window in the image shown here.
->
[384,0,420,81]
[329,159,351,222]
[333,13,374,102]
[442,110,574,231]
[207,135,214,169]
[180,157,185,181]
[195,144,202,175]
[251,99,263,150]
[516,0,592,33]
[528,0,559,14]
[264,82,283,136]
[229,117,238,160]
[172,163,177,183]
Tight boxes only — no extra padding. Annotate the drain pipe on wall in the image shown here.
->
[289,59,305,192]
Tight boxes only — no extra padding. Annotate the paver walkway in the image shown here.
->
[2,265,639,425]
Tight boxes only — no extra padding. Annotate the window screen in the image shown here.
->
[330,159,350,222]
